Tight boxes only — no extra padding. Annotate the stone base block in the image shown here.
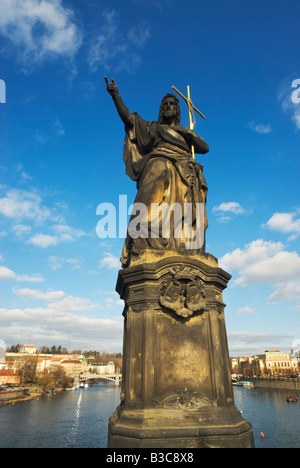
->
[108,406,254,448]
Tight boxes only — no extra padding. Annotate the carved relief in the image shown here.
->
[159,266,206,318]
[154,388,217,409]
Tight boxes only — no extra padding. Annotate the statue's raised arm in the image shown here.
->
[105,77,133,127]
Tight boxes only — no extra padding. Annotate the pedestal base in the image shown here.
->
[108,254,254,448]
[108,406,254,448]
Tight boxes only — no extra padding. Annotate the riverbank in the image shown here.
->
[0,386,65,407]
[252,378,300,392]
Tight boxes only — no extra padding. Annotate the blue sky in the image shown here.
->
[0,0,299,355]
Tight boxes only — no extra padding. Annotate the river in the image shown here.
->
[0,383,299,448]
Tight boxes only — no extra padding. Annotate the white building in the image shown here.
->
[20,345,37,354]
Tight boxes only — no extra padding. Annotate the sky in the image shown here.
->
[0,0,299,356]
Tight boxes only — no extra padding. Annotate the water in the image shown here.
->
[234,386,300,448]
[0,382,121,448]
[0,383,299,448]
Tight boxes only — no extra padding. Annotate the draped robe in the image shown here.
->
[121,113,209,267]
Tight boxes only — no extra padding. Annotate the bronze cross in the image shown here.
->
[172,85,206,159]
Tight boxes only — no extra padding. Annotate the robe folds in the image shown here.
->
[121,112,209,267]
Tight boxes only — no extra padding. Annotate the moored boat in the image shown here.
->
[286,395,298,402]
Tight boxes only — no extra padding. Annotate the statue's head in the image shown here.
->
[158,93,181,125]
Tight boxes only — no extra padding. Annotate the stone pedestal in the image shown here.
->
[108,254,254,448]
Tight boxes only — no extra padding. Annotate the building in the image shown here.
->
[20,345,37,355]
[0,369,21,385]
[249,350,299,377]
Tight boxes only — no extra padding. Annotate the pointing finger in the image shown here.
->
[104,76,109,84]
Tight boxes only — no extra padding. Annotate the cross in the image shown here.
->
[171,85,205,159]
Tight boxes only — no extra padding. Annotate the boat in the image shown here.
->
[242,381,255,388]
[232,381,255,388]
[240,381,254,388]
[286,395,298,402]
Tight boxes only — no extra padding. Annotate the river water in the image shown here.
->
[0,383,299,448]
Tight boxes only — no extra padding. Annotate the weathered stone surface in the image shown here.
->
[108,255,254,448]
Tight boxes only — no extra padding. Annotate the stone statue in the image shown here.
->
[105,79,255,448]
[105,77,210,267]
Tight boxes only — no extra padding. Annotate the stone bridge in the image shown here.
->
[80,372,122,386]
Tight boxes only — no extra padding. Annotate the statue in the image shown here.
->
[105,77,210,267]
[105,79,255,449]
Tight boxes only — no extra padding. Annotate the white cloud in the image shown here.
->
[28,233,59,248]
[0,0,82,68]
[213,202,245,215]
[14,288,65,301]
[15,274,44,283]
[248,121,272,134]
[88,10,150,72]
[11,224,32,237]
[0,292,124,351]
[0,266,16,280]
[28,224,86,248]
[48,256,81,271]
[99,252,121,270]
[268,281,300,303]
[227,330,293,355]
[264,211,300,240]
[220,239,300,308]
[236,306,255,316]
[0,263,44,283]
[0,188,51,222]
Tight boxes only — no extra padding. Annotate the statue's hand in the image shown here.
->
[104,76,119,96]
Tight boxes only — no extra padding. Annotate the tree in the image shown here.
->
[35,371,53,393]
[15,357,37,384]
[49,366,73,389]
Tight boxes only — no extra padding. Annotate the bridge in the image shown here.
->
[80,372,122,386]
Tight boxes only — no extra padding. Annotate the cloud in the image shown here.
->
[28,224,86,248]
[28,233,59,248]
[248,121,272,134]
[14,288,65,301]
[264,211,300,240]
[278,77,300,131]
[213,202,245,215]
[0,291,124,351]
[0,266,16,280]
[11,224,32,237]
[48,256,81,271]
[0,262,44,283]
[227,330,293,355]
[99,252,121,270]
[88,10,150,72]
[0,0,82,68]
[220,239,300,286]
[15,274,44,283]
[220,239,300,309]
[0,188,51,222]
[212,201,247,222]
[236,306,256,316]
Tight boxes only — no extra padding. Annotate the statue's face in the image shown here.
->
[161,96,177,122]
